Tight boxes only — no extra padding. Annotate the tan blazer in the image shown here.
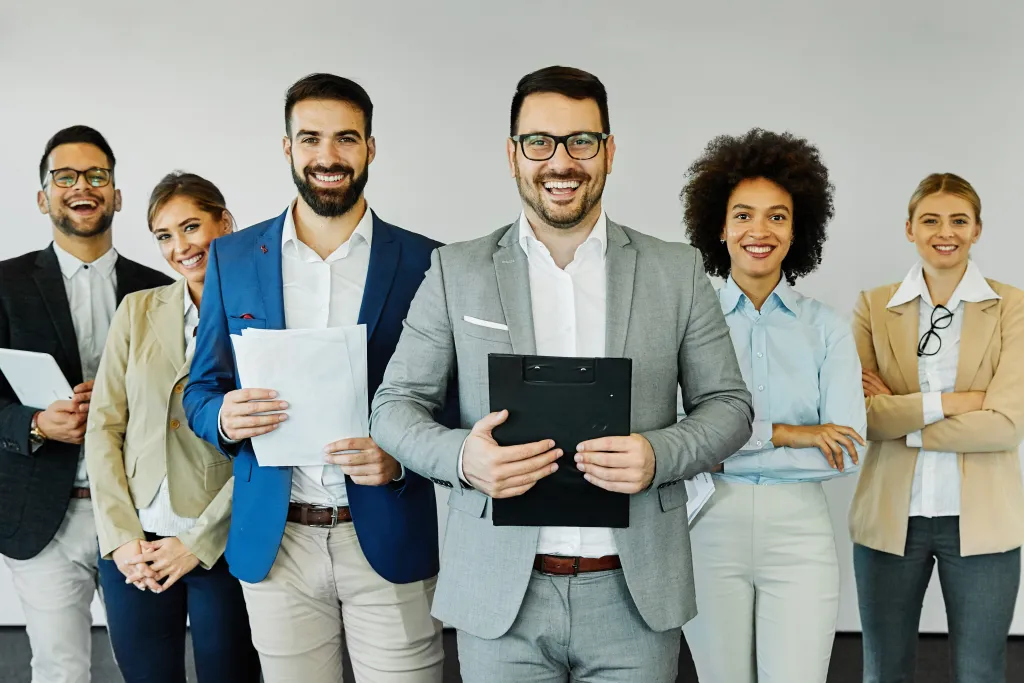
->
[849,278,1024,557]
[86,278,233,568]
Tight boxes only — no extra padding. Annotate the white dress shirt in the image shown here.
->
[282,202,373,506]
[887,260,1000,518]
[52,243,118,487]
[518,211,617,558]
[137,288,200,536]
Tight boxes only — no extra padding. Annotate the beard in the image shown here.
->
[52,205,115,239]
[291,161,369,218]
[514,163,605,230]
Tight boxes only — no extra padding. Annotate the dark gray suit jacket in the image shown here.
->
[371,219,753,638]
[0,245,170,560]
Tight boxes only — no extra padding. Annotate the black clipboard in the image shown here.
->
[488,353,631,527]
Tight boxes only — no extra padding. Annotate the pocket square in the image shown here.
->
[240,313,255,320]
[463,315,509,331]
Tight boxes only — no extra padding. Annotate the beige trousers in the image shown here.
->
[240,520,443,683]
[683,479,840,683]
[3,499,100,683]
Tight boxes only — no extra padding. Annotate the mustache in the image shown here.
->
[537,170,590,184]
[62,193,104,206]
[305,164,355,177]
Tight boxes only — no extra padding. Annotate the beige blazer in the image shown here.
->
[849,278,1024,557]
[85,278,233,568]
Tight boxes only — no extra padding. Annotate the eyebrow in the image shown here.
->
[919,212,971,219]
[730,203,791,213]
[295,128,363,140]
[179,216,202,227]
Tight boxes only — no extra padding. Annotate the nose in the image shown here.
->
[171,232,190,254]
[71,173,92,192]
[546,141,578,170]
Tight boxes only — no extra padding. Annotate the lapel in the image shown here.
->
[146,279,188,382]
[356,213,400,342]
[32,246,83,381]
[885,297,922,393]
[955,299,999,391]
[253,210,287,330]
[492,222,537,354]
[114,256,145,305]
[604,220,636,358]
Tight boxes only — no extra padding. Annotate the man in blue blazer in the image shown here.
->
[184,74,450,683]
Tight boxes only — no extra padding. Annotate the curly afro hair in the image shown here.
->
[682,128,834,286]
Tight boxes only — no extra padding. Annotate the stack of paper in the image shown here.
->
[685,472,716,526]
[230,325,368,467]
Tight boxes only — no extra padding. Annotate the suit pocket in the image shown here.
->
[233,456,253,483]
[459,318,513,345]
[227,316,267,335]
[447,487,487,518]
[204,459,234,491]
[657,482,688,512]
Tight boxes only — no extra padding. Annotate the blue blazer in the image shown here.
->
[184,209,451,584]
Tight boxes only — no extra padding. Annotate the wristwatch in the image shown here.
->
[29,412,47,449]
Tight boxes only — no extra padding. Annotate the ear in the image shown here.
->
[282,135,293,164]
[221,212,234,235]
[506,137,517,178]
[37,190,49,215]
[720,224,727,242]
[604,134,616,175]
[973,219,983,243]
[114,189,123,213]
[366,136,376,166]
[904,218,914,243]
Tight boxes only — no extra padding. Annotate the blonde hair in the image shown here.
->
[908,173,982,223]
[147,171,235,232]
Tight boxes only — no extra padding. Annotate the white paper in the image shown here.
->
[0,349,74,409]
[230,325,368,467]
[685,472,716,526]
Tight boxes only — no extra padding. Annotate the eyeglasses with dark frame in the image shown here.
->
[917,304,954,357]
[511,132,609,161]
[45,167,113,189]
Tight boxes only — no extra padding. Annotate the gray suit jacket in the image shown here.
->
[370,219,752,638]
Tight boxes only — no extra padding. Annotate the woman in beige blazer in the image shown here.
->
[850,173,1024,683]
[85,172,259,683]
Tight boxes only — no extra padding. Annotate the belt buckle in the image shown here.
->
[309,505,339,528]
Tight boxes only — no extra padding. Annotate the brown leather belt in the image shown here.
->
[70,487,91,499]
[533,554,622,576]
[287,503,352,528]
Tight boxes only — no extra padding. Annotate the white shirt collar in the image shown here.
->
[887,260,1000,309]
[52,242,118,279]
[183,283,198,321]
[516,210,608,262]
[282,200,374,259]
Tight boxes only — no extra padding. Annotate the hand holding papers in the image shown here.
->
[230,325,368,467]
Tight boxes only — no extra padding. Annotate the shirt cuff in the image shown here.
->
[392,464,406,482]
[907,430,923,448]
[740,420,774,452]
[217,405,241,445]
[922,392,945,426]
[457,437,470,486]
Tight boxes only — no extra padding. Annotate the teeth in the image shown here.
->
[69,200,96,208]
[543,180,580,189]
[935,245,957,252]
[181,254,203,266]
[744,245,773,254]
[314,174,344,182]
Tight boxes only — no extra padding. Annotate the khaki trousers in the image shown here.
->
[240,520,443,683]
[3,499,100,683]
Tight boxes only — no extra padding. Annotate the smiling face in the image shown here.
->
[150,195,232,286]
[906,192,981,274]
[721,177,794,284]
[37,142,121,238]
[507,92,614,231]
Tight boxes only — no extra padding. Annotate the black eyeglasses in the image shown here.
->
[918,304,954,357]
[45,167,112,189]
[511,132,609,161]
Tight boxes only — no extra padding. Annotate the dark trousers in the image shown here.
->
[854,516,1021,683]
[97,536,261,683]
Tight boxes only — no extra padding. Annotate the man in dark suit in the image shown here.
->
[184,74,451,683]
[0,126,171,683]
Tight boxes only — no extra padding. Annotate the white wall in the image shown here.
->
[1,0,1022,632]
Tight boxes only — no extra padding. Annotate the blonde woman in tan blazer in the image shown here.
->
[851,173,1024,683]
[85,172,259,683]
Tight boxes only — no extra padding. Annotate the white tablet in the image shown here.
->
[0,349,75,409]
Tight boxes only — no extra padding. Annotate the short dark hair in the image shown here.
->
[510,66,610,136]
[39,125,116,186]
[682,128,835,286]
[284,73,373,138]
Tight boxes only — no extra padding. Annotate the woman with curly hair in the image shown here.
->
[851,174,1023,683]
[680,128,866,683]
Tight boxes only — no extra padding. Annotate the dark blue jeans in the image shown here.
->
[854,516,1021,683]
[98,537,261,683]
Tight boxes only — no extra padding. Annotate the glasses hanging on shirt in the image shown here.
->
[917,304,954,357]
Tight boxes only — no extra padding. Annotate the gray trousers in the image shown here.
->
[456,568,680,683]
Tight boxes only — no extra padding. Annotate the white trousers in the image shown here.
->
[683,479,839,683]
[3,499,100,683]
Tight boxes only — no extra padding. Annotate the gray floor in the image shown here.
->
[0,627,1020,682]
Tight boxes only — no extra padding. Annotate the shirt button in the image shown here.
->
[173,384,184,394]
[756,352,763,358]
[758,385,764,391]
[756,440,762,447]
[170,419,180,430]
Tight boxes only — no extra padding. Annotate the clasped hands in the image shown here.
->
[112,537,200,593]
[461,409,656,498]
[219,387,401,484]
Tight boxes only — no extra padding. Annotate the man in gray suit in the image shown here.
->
[370,65,753,682]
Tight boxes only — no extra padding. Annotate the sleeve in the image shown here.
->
[176,478,233,570]
[640,255,754,487]
[84,300,146,560]
[0,273,42,457]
